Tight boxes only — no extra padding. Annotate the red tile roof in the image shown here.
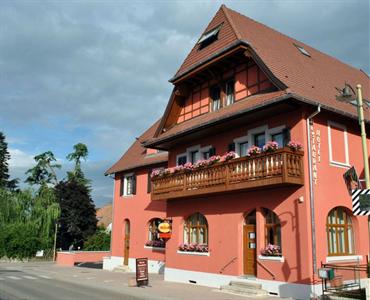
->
[96,204,112,228]
[154,5,369,143]
[105,120,168,175]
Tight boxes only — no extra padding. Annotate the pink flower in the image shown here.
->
[263,141,279,152]
[287,141,303,151]
[247,145,261,156]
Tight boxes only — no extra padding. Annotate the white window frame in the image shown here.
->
[233,125,286,156]
[186,145,201,164]
[327,121,350,168]
[200,145,212,159]
[234,135,248,157]
[123,172,134,197]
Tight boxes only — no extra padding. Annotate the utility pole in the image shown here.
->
[53,222,58,262]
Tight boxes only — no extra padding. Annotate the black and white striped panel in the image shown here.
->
[351,189,370,216]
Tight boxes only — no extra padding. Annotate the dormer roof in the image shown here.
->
[148,5,369,146]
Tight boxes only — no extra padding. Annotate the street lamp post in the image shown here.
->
[336,83,370,188]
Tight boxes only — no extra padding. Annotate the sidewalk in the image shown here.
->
[1,261,288,300]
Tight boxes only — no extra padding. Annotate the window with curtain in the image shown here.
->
[264,209,281,248]
[183,213,208,245]
[327,207,354,256]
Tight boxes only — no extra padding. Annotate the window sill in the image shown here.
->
[329,161,350,169]
[326,255,362,263]
[144,246,165,251]
[121,195,134,198]
[258,255,285,262]
[177,250,209,256]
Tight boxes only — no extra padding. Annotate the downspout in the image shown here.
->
[306,105,321,297]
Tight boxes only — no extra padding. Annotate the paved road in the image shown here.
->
[0,262,285,300]
[0,265,141,300]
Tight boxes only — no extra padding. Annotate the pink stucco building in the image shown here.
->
[103,5,370,299]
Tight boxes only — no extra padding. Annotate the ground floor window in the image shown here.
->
[263,208,281,254]
[183,212,208,245]
[327,207,354,256]
[146,218,165,248]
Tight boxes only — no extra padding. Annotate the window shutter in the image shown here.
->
[282,128,291,147]
[132,174,136,195]
[119,177,124,196]
[147,171,151,194]
[209,147,216,156]
[228,143,235,152]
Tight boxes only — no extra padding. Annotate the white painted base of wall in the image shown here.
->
[103,256,165,274]
[164,267,323,299]
[103,256,123,271]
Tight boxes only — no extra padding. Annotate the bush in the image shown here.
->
[83,227,110,251]
[0,223,43,259]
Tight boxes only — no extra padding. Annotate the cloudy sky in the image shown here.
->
[1,0,369,207]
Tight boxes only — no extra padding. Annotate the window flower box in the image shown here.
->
[261,244,282,257]
[145,240,165,248]
[178,243,208,253]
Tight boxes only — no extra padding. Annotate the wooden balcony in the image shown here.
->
[151,148,304,201]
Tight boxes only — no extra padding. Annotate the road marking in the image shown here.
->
[6,276,21,280]
[23,276,37,280]
[38,275,52,279]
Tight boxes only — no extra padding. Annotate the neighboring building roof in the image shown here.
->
[96,203,112,228]
[150,5,369,145]
[105,120,168,175]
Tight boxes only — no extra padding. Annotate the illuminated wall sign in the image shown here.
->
[158,222,171,233]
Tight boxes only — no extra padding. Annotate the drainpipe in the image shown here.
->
[306,105,321,298]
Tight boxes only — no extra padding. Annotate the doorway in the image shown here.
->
[124,219,130,266]
[243,210,257,276]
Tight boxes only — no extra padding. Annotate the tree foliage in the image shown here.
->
[55,180,97,250]
[0,187,60,259]
[0,132,10,189]
[66,143,90,186]
[25,151,61,186]
[83,227,111,251]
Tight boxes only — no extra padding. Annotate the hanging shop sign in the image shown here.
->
[158,221,171,233]
[158,221,171,239]
[343,167,362,194]
[136,258,149,287]
[351,189,370,216]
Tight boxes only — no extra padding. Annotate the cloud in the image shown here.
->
[1,0,369,205]
[8,148,34,169]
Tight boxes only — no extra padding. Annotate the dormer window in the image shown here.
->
[225,79,235,106]
[210,86,221,111]
[294,43,310,57]
[198,24,222,49]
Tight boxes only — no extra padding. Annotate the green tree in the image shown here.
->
[83,227,111,251]
[55,180,97,250]
[0,188,60,259]
[25,151,61,186]
[0,132,11,189]
[66,143,90,186]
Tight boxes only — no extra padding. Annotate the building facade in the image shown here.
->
[104,5,370,299]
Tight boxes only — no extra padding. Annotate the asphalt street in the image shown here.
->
[0,265,141,300]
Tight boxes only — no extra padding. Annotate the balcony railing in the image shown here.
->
[151,148,304,201]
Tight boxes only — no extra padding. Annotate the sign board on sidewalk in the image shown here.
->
[352,189,370,216]
[136,258,149,287]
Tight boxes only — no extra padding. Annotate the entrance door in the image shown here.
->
[124,220,130,266]
[243,211,257,276]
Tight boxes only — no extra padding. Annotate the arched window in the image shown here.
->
[148,218,162,242]
[184,213,208,245]
[263,209,281,248]
[327,207,354,256]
